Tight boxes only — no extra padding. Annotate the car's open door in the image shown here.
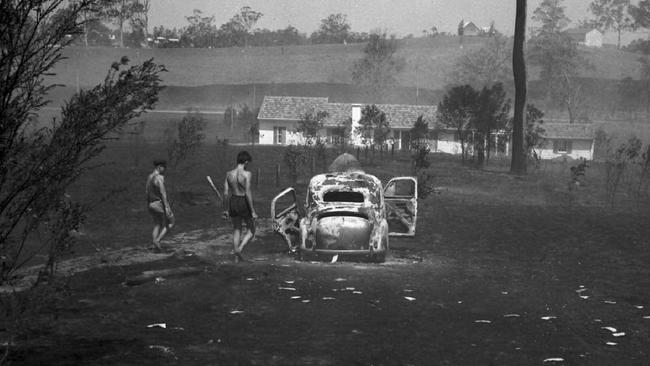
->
[384,177,418,236]
[271,187,302,252]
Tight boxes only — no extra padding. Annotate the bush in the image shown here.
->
[166,110,206,167]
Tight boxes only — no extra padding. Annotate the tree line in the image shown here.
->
[59,2,378,48]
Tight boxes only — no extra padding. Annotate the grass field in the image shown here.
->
[48,37,644,93]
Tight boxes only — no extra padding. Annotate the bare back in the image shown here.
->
[226,168,249,196]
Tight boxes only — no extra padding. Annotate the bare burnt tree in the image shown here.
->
[511,0,528,174]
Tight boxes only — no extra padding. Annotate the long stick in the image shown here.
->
[206,175,223,201]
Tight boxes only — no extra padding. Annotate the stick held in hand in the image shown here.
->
[206,175,223,201]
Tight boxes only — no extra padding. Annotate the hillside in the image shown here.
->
[49,36,645,93]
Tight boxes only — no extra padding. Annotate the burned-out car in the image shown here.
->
[271,167,417,263]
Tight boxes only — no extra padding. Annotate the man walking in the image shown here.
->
[223,151,258,262]
[146,160,173,252]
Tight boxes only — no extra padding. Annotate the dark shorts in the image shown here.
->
[229,196,255,232]
[148,201,168,225]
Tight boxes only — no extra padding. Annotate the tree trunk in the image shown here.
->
[510,0,527,175]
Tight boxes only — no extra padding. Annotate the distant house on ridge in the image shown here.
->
[459,21,482,37]
[565,28,603,48]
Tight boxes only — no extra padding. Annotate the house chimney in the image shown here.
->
[350,104,362,146]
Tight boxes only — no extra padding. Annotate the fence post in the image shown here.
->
[364,146,368,160]
[391,143,395,157]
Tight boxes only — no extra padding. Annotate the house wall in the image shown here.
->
[259,120,331,145]
[585,30,602,47]
[259,120,301,145]
[539,139,593,160]
[434,132,462,154]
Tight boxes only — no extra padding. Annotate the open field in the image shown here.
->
[3,144,650,364]
[49,37,644,92]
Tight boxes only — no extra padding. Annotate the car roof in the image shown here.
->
[309,171,382,191]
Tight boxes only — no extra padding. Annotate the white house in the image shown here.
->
[566,28,603,48]
[257,96,437,149]
[538,123,595,160]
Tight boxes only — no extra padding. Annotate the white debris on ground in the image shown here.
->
[543,358,564,363]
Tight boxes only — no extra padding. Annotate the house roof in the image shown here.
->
[542,123,595,140]
[258,96,437,130]
[257,96,329,121]
[462,21,479,30]
[565,28,601,41]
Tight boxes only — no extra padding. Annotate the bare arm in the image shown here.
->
[156,176,171,213]
[244,171,257,218]
[223,176,230,214]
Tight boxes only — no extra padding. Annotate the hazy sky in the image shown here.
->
[149,0,647,43]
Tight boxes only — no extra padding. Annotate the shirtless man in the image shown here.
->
[146,160,173,251]
[223,151,258,262]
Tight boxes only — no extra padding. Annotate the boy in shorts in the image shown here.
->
[223,151,258,262]
[146,160,173,251]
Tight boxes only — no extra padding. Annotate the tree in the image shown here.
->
[529,0,588,122]
[487,21,498,37]
[131,0,151,42]
[356,105,391,147]
[451,34,512,89]
[166,110,206,167]
[410,115,431,170]
[352,31,405,102]
[101,0,142,47]
[1,0,166,287]
[331,117,353,146]
[216,19,247,47]
[236,104,259,145]
[532,0,570,34]
[296,109,329,141]
[511,0,528,174]
[629,0,650,29]
[588,0,635,49]
[524,105,546,159]
[183,9,217,47]
[437,85,479,162]
[311,13,351,44]
[506,104,546,164]
[473,83,511,164]
[232,6,263,47]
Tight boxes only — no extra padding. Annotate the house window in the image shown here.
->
[553,140,572,154]
[274,127,286,145]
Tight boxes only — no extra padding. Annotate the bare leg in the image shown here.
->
[156,225,168,246]
[232,228,242,262]
[152,225,161,249]
[238,229,254,254]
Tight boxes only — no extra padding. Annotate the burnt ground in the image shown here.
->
[3,155,650,365]
[5,200,650,365]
